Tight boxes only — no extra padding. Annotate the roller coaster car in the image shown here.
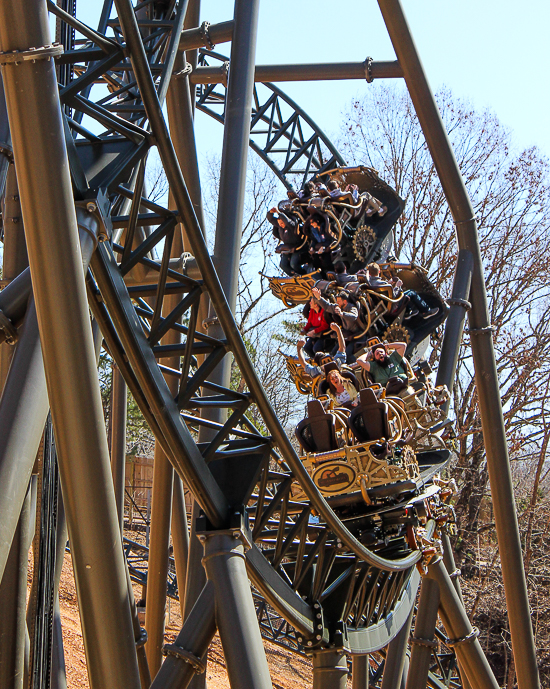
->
[316,262,448,358]
[292,388,452,507]
[313,165,405,268]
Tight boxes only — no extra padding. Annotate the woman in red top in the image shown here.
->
[302,297,329,357]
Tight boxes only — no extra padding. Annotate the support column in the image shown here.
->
[145,227,184,676]
[377,2,539,687]
[405,578,439,689]
[382,607,413,689]
[110,364,127,534]
[435,249,473,414]
[207,0,261,389]
[441,533,472,689]
[428,558,498,689]
[312,650,348,689]
[0,157,30,689]
[171,476,189,617]
[0,300,48,582]
[0,2,140,686]
[0,161,27,380]
[0,483,31,689]
[149,581,216,689]
[51,490,67,689]
[200,530,272,689]
[352,655,369,689]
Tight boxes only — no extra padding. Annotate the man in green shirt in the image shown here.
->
[356,342,411,395]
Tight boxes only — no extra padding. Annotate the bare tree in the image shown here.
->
[202,153,305,428]
[202,153,290,335]
[339,84,550,684]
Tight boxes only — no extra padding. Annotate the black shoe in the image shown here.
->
[423,307,439,319]
[404,308,419,320]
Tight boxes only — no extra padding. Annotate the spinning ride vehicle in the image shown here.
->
[265,165,404,304]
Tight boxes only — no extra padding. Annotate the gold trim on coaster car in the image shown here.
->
[264,271,320,307]
[292,442,420,501]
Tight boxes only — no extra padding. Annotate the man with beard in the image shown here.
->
[356,341,411,396]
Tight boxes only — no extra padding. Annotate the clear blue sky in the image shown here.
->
[191,0,550,161]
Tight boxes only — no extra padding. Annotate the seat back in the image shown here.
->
[295,400,338,454]
[347,388,390,443]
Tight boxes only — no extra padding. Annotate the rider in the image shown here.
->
[297,322,346,378]
[366,263,439,319]
[312,286,364,363]
[356,342,413,397]
[267,207,308,276]
[301,296,330,356]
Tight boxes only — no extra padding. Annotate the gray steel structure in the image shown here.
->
[0,1,539,688]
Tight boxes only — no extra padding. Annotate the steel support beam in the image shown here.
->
[110,364,127,534]
[149,581,216,689]
[0,2,141,685]
[382,608,413,689]
[145,229,184,676]
[0,158,30,689]
[435,249,473,414]
[178,20,233,53]
[405,577,439,689]
[190,60,402,85]
[441,533,473,689]
[377,2,540,686]
[0,300,48,583]
[352,655,369,689]
[51,489,67,689]
[427,559,499,689]
[0,484,31,689]
[200,531,272,689]
[208,0,260,387]
[171,475,190,617]
[312,650,349,689]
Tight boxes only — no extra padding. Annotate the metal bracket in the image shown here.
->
[202,316,219,330]
[363,57,374,83]
[468,325,496,336]
[446,626,480,648]
[135,628,148,648]
[296,601,327,650]
[410,635,437,649]
[199,21,216,50]
[447,297,471,310]
[0,142,13,161]
[219,61,230,87]
[174,62,193,80]
[162,644,206,674]
[0,308,18,344]
[0,43,64,64]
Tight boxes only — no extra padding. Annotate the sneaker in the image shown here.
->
[404,308,419,320]
[423,307,439,319]
[378,205,388,217]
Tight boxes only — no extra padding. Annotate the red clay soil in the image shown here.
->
[50,551,323,688]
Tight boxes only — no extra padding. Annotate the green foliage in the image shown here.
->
[98,350,155,456]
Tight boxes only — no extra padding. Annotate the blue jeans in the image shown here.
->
[405,290,430,312]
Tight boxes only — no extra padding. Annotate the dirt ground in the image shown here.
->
[51,551,318,688]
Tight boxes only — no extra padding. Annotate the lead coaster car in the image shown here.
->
[264,165,405,306]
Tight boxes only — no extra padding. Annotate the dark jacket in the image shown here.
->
[314,296,361,338]
[267,210,302,249]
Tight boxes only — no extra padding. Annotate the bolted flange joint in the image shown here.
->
[0,308,18,344]
[446,626,480,648]
[135,627,148,648]
[163,643,206,674]
[0,43,64,65]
